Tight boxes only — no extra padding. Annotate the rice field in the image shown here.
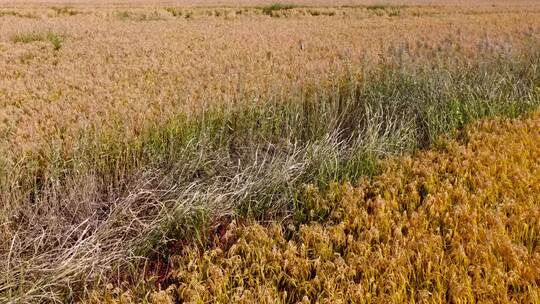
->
[1,3,539,158]
[0,1,539,302]
[93,110,540,304]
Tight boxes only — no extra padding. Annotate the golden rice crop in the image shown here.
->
[94,111,540,303]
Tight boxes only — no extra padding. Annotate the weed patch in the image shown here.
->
[51,6,82,16]
[261,3,297,16]
[11,31,63,50]
[0,10,37,18]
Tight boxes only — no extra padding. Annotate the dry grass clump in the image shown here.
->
[99,111,540,303]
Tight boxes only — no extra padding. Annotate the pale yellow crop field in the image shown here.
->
[1,4,539,159]
[1,0,538,7]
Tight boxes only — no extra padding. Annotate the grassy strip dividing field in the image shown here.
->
[1,43,540,302]
[93,111,540,303]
